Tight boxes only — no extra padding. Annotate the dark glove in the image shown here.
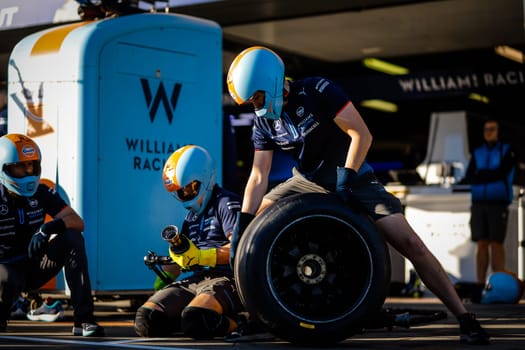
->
[336,167,358,203]
[230,212,255,269]
[28,219,66,259]
[28,230,49,259]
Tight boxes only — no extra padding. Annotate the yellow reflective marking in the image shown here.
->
[31,21,91,56]
[299,322,315,329]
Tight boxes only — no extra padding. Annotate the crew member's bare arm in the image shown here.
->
[241,149,273,214]
[54,206,85,232]
[333,102,373,171]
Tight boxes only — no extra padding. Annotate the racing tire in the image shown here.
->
[234,193,391,345]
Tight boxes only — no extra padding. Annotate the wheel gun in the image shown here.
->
[161,224,190,254]
[143,225,187,286]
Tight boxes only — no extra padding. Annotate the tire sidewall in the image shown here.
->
[235,193,390,344]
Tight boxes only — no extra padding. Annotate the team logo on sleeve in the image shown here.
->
[315,79,330,93]
[296,106,304,118]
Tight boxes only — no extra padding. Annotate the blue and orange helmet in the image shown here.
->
[0,133,42,197]
[162,145,216,215]
[227,46,285,120]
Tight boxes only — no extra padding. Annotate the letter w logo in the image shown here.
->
[140,78,182,124]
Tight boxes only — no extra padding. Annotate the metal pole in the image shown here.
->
[518,187,524,281]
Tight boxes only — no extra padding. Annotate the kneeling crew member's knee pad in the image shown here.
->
[181,306,230,339]
[134,306,172,337]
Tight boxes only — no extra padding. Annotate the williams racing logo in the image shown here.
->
[140,78,182,124]
[126,78,184,171]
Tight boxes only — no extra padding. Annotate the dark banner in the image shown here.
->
[340,67,525,101]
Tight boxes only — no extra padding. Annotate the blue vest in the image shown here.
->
[471,142,515,204]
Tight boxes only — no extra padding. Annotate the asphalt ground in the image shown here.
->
[1,297,523,350]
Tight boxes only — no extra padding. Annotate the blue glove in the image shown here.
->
[28,219,66,259]
[336,167,358,203]
[230,212,255,269]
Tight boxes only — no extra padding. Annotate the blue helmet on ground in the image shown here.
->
[481,271,524,304]
[227,46,285,120]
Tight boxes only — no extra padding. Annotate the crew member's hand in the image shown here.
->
[230,212,255,269]
[28,219,66,259]
[28,230,49,259]
[168,236,216,268]
[336,166,358,203]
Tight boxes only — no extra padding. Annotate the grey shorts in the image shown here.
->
[264,168,403,221]
[470,202,509,243]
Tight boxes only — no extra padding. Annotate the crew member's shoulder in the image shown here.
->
[216,186,241,202]
[293,76,338,93]
[215,187,241,210]
[36,182,54,194]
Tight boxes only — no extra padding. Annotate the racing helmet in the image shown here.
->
[0,133,42,197]
[481,271,524,304]
[227,46,285,120]
[162,145,216,215]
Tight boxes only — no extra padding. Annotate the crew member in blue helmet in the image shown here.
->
[0,133,103,336]
[134,145,246,340]
[227,46,490,345]
[463,119,517,283]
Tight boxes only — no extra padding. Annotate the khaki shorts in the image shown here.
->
[264,168,403,221]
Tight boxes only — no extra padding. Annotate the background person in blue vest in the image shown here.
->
[464,119,517,283]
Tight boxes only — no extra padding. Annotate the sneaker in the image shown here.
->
[10,296,30,320]
[27,297,64,322]
[458,313,490,345]
[224,320,274,343]
[72,322,105,337]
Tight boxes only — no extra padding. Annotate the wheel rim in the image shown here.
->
[266,214,374,323]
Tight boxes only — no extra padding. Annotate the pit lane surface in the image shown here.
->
[1,297,523,350]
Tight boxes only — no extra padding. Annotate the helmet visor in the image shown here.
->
[175,180,201,202]
[3,160,41,179]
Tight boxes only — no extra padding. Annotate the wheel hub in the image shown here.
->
[296,253,327,285]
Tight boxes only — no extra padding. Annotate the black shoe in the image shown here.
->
[0,320,6,332]
[458,313,490,345]
[224,320,274,343]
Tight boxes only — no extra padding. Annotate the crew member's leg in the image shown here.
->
[180,275,243,339]
[470,203,492,283]
[376,214,468,316]
[135,282,194,337]
[486,204,508,276]
[30,230,96,325]
[475,241,490,282]
[259,168,328,214]
[0,262,28,330]
[490,242,505,272]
